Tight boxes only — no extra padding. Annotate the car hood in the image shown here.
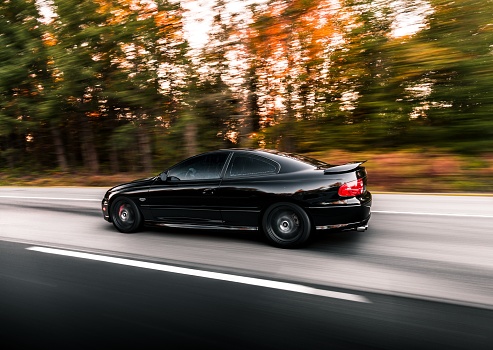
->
[106,176,157,196]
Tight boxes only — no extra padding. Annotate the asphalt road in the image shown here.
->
[1,187,492,348]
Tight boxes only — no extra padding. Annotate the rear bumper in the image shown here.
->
[308,191,372,230]
[314,214,371,231]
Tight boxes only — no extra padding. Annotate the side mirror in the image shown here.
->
[159,172,167,181]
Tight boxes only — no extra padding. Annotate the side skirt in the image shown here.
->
[145,221,258,231]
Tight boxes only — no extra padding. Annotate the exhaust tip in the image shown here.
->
[356,225,368,232]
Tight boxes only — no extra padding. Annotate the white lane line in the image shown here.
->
[373,210,493,218]
[0,195,100,202]
[26,246,370,303]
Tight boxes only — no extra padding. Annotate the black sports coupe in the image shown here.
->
[102,149,371,248]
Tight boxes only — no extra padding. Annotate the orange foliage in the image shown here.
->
[250,0,335,62]
[94,0,134,25]
[243,0,341,122]
[86,111,101,118]
[93,0,183,40]
[42,32,57,46]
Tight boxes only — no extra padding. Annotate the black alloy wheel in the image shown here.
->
[262,203,311,248]
[111,197,142,233]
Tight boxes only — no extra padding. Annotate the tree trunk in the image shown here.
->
[184,118,197,157]
[279,129,296,152]
[110,147,119,173]
[280,88,296,153]
[138,124,153,172]
[79,114,100,173]
[238,113,253,148]
[51,124,68,172]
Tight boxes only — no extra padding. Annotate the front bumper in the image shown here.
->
[102,199,110,222]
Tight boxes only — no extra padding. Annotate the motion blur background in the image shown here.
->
[2,3,493,348]
[1,0,492,192]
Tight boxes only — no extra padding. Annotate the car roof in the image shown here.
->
[216,148,331,171]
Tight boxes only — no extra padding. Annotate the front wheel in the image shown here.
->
[262,203,312,248]
[110,197,142,233]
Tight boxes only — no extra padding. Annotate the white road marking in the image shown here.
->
[26,246,370,303]
[0,195,100,202]
[372,210,493,218]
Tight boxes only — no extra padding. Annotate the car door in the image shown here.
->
[147,151,230,225]
[217,152,281,228]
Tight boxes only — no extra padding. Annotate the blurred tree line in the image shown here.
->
[1,0,492,173]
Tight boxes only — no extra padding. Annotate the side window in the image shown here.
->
[168,152,229,181]
[228,154,279,177]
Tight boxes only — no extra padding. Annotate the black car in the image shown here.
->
[102,149,371,248]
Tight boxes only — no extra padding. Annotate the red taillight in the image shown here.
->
[338,178,364,197]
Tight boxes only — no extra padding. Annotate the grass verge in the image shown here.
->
[1,150,492,193]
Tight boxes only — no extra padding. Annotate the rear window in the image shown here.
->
[256,149,331,171]
[227,154,280,177]
[278,153,330,168]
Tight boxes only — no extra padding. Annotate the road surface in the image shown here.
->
[0,188,492,348]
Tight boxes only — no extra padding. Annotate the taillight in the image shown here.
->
[338,178,364,197]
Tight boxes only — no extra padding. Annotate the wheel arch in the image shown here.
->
[109,195,144,233]
[258,197,314,231]
[108,193,141,211]
[260,201,313,248]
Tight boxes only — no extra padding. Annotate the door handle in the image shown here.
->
[203,188,215,195]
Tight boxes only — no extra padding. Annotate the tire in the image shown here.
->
[262,202,311,248]
[110,196,142,233]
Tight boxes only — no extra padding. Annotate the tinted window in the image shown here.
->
[258,149,330,168]
[228,154,279,177]
[168,152,229,180]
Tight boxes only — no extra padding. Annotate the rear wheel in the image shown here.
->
[262,203,311,248]
[111,197,142,233]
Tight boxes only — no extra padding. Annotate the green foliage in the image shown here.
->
[110,123,138,151]
[1,0,493,177]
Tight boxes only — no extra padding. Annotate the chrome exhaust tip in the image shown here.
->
[356,225,368,232]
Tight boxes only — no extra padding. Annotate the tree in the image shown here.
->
[0,0,72,169]
[99,0,188,171]
[329,0,407,146]
[40,0,113,173]
[42,0,188,172]
[413,0,493,151]
[189,0,243,151]
[246,0,337,151]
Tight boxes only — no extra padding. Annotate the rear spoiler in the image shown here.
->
[323,161,367,174]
